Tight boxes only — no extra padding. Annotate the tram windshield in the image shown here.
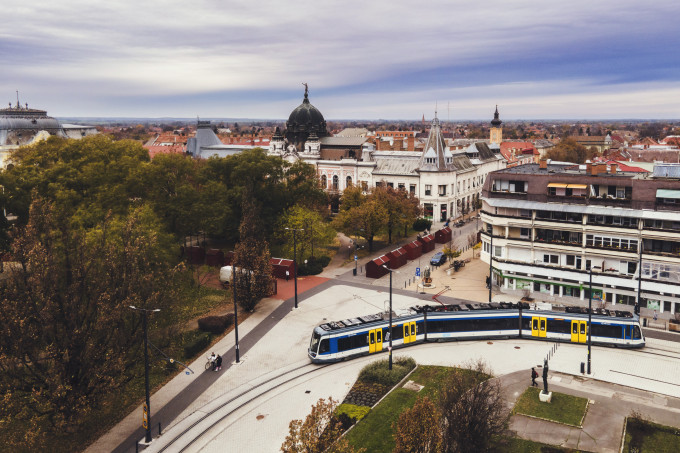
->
[310,331,321,352]
[632,326,641,340]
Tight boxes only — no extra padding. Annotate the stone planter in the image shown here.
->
[539,391,552,403]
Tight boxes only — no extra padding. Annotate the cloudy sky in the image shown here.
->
[3,0,679,120]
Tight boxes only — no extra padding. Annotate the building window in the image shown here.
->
[387,182,394,188]
[543,254,559,264]
[425,185,432,196]
[438,185,446,196]
[451,183,455,194]
[332,175,339,190]
[346,176,352,187]
[361,181,368,191]
[494,246,502,257]
[520,228,530,238]
[410,184,416,195]
[321,174,327,189]
[398,183,405,190]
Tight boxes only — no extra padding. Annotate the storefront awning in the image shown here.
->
[657,189,680,199]
[567,184,587,189]
[547,183,568,188]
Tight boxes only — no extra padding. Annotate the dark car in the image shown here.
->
[430,252,447,266]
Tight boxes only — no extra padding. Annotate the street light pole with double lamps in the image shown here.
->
[129,306,161,444]
[285,227,304,309]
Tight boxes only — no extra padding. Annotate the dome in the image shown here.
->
[490,105,502,127]
[285,85,328,148]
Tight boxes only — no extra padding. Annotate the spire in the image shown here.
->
[419,110,450,171]
[490,105,502,127]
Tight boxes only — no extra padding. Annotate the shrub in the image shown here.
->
[297,256,330,276]
[336,403,371,430]
[183,332,212,359]
[413,218,432,232]
[358,357,416,387]
[198,314,234,334]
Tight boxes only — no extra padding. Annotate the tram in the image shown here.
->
[308,302,644,363]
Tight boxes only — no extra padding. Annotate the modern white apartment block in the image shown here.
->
[480,161,680,315]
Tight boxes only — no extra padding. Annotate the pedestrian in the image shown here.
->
[485,276,490,289]
[215,354,222,371]
[285,270,290,281]
[531,367,538,387]
[653,311,658,321]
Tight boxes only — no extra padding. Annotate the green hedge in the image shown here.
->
[337,403,370,421]
[198,314,234,334]
[358,356,416,387]
[183,332,212,359]
[298,255,331,276]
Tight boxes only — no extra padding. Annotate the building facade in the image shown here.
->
[480,161,680,315]
[269,88,507,220]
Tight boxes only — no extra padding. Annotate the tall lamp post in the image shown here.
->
[231,268,240,363]
[587,266,592,375]
[129,306,161,444]
[488,232,493,303]
[382,265,396,370]
[286,227,304,309]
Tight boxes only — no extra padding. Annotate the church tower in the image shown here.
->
[490,105,503,145]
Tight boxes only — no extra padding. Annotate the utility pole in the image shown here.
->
[488,233,493,303]
[232,269,240,363]
[588,266,592,375]
[286,227,304,309]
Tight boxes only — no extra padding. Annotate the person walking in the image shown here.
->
[215,354,222,371]
[531,367,538,387]
[285,270,290,281]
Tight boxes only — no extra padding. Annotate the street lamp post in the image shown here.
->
[488,233,493,303]
[382,265,395,370]
[588,261,593,374]
[232,269,240,363]
[129,306,161,444]
[286,227,304,309]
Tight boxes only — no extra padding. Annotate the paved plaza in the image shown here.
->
[89,224,680,453]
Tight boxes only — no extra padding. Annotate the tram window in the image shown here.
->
[410,323,416,336]
[319,339,329,354]
[540,319,546,331]
[369,332,375,345]
[533,319,538,330]
[392,327,403,340]
[548,319,571,334]
[310,332,321,352]
[580,323,586,335]
[632,326,641,339]
[522,318,532,330]
[591,324,622,338]
[572,323,578,334]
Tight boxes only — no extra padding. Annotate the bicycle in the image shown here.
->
[205,355,215,371]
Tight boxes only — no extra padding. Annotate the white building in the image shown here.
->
[481,160,680,315]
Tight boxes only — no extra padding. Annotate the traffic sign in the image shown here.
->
[415,267,421,277]
[354,255,358,261]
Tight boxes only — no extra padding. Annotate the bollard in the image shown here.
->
[159,422,162,435]
[136,442,139,453]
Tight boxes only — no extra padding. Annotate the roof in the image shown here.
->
[373,157,420,176]
[319,136,367,147]
[335,127,368,137]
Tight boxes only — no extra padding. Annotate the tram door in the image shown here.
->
[571,320,587,343]
[368,328,383,353]
[403,322,416,344]
[623,325,632,341]
[531,317,547,338]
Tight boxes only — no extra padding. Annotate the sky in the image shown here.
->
[3,0,680,120]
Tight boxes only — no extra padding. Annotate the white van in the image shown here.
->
[219,265,251,284]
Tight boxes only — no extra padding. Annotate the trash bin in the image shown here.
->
[580,362,585,374]
[643,318,647,327]
[353,268,357,276]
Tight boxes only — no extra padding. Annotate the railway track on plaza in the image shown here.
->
[157,356,377,453]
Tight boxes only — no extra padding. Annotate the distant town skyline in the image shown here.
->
[3,1,679,120]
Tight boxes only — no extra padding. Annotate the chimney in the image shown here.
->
[376,138,383,151]
[539,159,547,169]
[394,138,403,151]
[407,135,415,151]
[610,163,618,173]
[588,162,597,175]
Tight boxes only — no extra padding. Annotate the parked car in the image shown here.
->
[430,252,447,266]
[455,221,465,227]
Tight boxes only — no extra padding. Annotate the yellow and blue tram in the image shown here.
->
[308,302,644,363]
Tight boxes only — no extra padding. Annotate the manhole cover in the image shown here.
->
[514,346,521,349]
[487,341,493,345]
[256,414,265,421]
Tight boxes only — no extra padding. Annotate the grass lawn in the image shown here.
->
[513,387,588,427]
[343,365,465,453]
[623,417,680,452]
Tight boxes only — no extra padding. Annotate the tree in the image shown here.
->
[438,361,509,453]
[233,193,272,312]
[276,205,336,262]
[281,397,364,453]
[372,186,421,244]
[0,197,178,449]
[544,138,597,164]
[393,396,443,453]
[334,192,386,252]
[442,246,461,262]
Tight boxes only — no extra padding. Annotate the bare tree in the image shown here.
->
[439,360,509,453]
[393,396,443,453]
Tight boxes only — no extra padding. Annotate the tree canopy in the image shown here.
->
[544,138,598,164]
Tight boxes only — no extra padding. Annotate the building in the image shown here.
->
[269,87,507,220]
[186,120,265,158]
[480,161,680,315]
[570,134,614,153]
[0,98,97,168]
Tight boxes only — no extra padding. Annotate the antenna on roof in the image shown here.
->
[16,90,19,107]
